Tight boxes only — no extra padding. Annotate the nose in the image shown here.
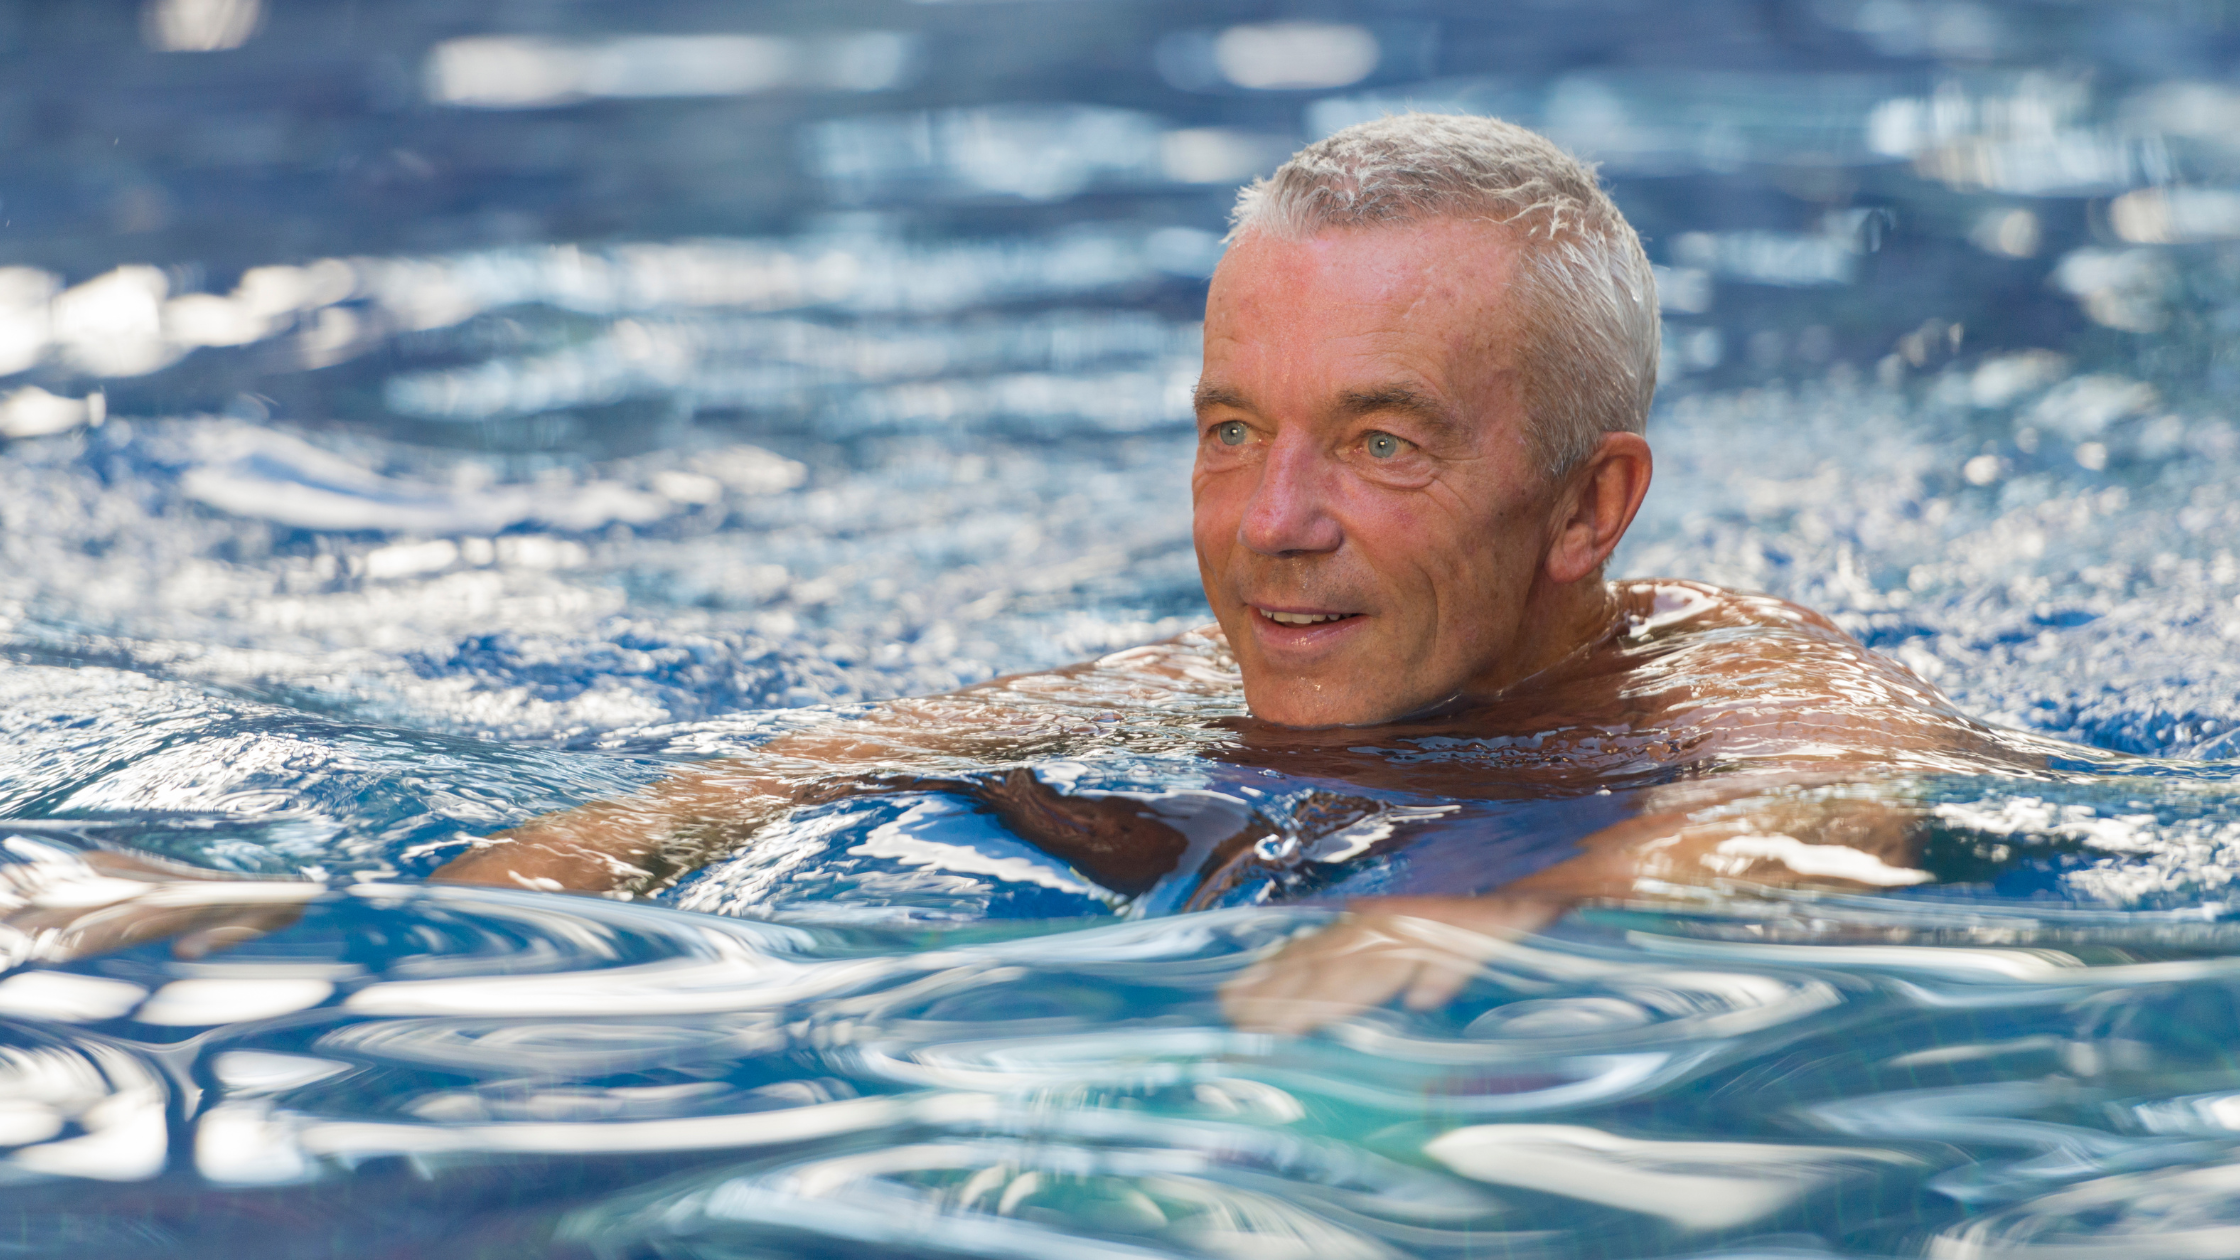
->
[1238,434,1342,556]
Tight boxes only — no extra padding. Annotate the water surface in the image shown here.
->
[3,1,2240,1255]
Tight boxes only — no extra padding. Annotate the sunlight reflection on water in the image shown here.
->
[0,0,2237,1255]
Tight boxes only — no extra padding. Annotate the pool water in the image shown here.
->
[3,1,2240,1255]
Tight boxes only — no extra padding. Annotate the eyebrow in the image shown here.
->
[1335,384,1460,431]
[1192,381,1459,429]
[1191,382,1251,414]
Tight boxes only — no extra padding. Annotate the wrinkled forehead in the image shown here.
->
[1202,219,1529,389]
[1209,218,1523,340]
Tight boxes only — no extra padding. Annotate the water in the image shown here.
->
[3,0,2240,1254]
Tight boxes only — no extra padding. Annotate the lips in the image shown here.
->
[1241,602,1368,669]
[1256,607,1357,626]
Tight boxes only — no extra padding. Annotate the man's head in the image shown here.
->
[1192,113,1659,726]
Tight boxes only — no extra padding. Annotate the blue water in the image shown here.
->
[3,1,2240,1255]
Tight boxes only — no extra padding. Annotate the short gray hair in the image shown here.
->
[1229,113,1658,478]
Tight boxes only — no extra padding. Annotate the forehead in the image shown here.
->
[1203,219,1525,379]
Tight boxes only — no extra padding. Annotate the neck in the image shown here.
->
[1471,574,1621,700]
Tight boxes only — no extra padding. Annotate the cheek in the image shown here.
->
[1190,506,1230,583]
[1190,467,1243,547]
[1340,489,1481,580]
[1341,488,1536,630]
[1190,505,1218,557]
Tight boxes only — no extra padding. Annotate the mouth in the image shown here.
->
[1251,605,1363,630]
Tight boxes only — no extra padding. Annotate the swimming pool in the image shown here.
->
[3,1,2240,1255]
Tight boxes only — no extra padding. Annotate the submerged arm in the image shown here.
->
[1220,782,1927,1033]
[431,640,1232,896]
[430,687,1082,895]
[431,758,1200,899]
[429,762,794,892]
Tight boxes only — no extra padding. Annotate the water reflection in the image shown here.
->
[142,0,262,54]
[426,32,918,109]
[1,0,2238,1254]
[15,828,2240,1255]
[1428,1124,1918,1232]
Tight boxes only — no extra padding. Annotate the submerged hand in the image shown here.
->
[0,846,319,963]
[1220,895,1568,1035]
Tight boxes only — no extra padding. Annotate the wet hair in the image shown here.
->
[1229,113,1658,478]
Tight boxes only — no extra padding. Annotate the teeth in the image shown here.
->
[1261,609,1346,625]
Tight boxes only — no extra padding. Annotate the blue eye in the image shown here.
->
[1215,421,1249,446]
[1365,432,1402,459]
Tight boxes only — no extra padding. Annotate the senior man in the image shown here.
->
[423,114,2054,1028]
[23,115,2054,1028]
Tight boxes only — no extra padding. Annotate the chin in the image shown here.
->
[1242,680,1401,728]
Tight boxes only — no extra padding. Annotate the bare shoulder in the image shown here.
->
[1607,579,2030,771]
[1614,578,1848,640]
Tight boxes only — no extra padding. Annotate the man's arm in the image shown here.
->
[431,759,1204,899]
[0,842,325,964]
[431,674,1103,894]
[429,762,794,891]
[1218,783,1926,1034]
[430,635,1237,895]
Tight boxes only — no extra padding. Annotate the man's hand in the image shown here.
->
[1,844,320,963]
[1220,895,1568,1034]
[1219,786,1931,1034]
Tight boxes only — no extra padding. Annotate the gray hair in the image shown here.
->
[1229,113,1658,478]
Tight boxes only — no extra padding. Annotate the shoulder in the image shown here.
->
[1613,579,1848,641]
[1607,579,2022,769]
[1611,577,1918,692]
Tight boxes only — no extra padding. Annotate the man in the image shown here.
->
[428,114,2052,1028]
[10,116,2057,1029]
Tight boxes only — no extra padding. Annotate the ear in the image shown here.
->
[1544,431,1652,585]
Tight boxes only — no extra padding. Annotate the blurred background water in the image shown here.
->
[2,0,2240,1256]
